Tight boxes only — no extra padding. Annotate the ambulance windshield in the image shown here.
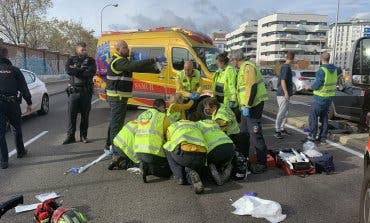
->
[193,47,220,73]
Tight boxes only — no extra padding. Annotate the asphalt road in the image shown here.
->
[0,93,364,223]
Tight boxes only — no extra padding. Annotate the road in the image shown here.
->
[0,92,364,223]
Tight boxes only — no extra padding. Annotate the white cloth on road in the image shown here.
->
[232,195,286,223]
[275,96,290,132]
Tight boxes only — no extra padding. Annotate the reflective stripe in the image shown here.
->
[126,124,136,133]
[106,90,133,97]
[322,82,337,87]
[115,135,130,149]
[106,76,133,81]
[136,129,163,138]
[110,55,123,74]
[135,144,161,151]
[171,123,197,137]
[315,89,336,93]
[202,127,221,134]
[216,83,224,87]
[208,136,232,148]
[215,92,224,96]
[166,135,205,151]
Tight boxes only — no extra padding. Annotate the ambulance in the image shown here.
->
[94,27,219,106]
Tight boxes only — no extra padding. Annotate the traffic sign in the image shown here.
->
[364,27,370,33]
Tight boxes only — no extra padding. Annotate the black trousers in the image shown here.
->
[165,148,206,180]
[239,102,267,166]
[136,153,172,178]
[67,91,92,138]
[0,102,26,163]
[107,98,128,146]
[207,143,235,167]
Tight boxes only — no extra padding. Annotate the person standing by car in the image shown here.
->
[306,52,340,144]
[274,51,295,139]
[0,46,31,169]
[63,42,96,145]
[106,40,166,149]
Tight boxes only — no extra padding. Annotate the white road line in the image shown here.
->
[91,98,99,105]
[8,131,49,158]
[290,100,310,106]
[262,114,363,158]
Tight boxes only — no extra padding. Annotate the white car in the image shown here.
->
[20,69,49,116]
[267,70,316,94]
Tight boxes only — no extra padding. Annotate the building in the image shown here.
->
[256,13,328,69]
[225,20,258,60]
[211,32,227,52]
[328,19,370,70]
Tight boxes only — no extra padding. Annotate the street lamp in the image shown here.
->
[100,3,118,36]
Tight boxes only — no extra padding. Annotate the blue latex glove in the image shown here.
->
[229,101,235,108]
[156,55,167,63]
[189,93,196,100]
[242,106,250,117]
[193,93,200,100]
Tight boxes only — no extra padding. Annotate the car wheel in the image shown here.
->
[328,103,336,120]
[360,153,370,223]
[38,94,49,115]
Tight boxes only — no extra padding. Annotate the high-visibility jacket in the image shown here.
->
[113,120,139,164]
[163,120,207,153]
[197,120,233,154]
[212,64,237,105]
[134,108,166,157]
[176,69,202,97]
[237,60,268,108]
[212,103,240,135]
[106,53,134,99]
[166,100,194,123]
[313,67,338,98]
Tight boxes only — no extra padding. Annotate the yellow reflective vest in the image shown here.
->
[313,67,338,97]
[212,64,237,105]
[197,120,233,154]
[113,120,139,164]
[212,103,240,135]
[134,108,166,157]
[237,60,268,108]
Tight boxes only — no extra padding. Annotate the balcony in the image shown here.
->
[276,34,292,41]
[314,25,329,32]
[282,24,304,31]
[306,34,326,42]
[245,34,257,41]
[281,44,304,51]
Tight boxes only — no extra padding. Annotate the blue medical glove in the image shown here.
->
[155,55,167,63]
[189,93,196,100]
[193,93,200,100]
[242,106,250,117]
[229,101,235,108]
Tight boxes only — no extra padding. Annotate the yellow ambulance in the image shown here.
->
[94,27,219,106]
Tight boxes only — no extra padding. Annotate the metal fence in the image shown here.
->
[0,41,69,76]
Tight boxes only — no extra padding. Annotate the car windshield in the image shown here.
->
[301,72,316,77]
[193,47,220,73]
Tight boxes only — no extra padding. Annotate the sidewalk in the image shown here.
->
[264,91,368,153]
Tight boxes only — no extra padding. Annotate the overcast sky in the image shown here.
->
[47,0,370,35]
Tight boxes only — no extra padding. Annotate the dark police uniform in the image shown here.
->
[64,55,96,142]
[0,57,31,168]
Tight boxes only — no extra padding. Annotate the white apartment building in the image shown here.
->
[225,20,258,60]
[328,19,370,70]
[257,13,328,68]
[211,33,227,52]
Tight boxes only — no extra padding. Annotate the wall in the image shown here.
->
[0,41,69,75]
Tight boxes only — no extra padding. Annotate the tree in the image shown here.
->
[0,0,52,44]
[27,18,97,55]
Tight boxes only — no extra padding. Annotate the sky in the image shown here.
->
[47,0,370,36]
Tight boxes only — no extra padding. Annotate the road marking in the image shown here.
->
[8,131,49,158]
[290,100,310,106]
[262,114,363,158]
[91,98,99,105]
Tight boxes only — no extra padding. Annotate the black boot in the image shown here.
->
[80,136,88,143]
[1,162,8,169]
[17,150,28,158]
[140,162,148,183]
[62,136,76,145]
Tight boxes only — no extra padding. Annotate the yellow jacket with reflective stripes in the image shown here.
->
[197,120,233,154]
[313,67,338,97]
[237,60,268,108]
[113,120,139,164]
[212,64,237,105]
[133,108,166,157]
[212,103,240,135]
[164,120,207,153]
[176,69,202,98]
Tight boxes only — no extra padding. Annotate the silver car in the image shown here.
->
[267,70,316,94]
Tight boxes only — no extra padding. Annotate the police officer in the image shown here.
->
[0,46,31,169]
[106,40,166,147]
[63,42,96,144]
[230,49,268,174]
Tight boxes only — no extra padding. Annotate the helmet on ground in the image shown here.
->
[51,207,87,223]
